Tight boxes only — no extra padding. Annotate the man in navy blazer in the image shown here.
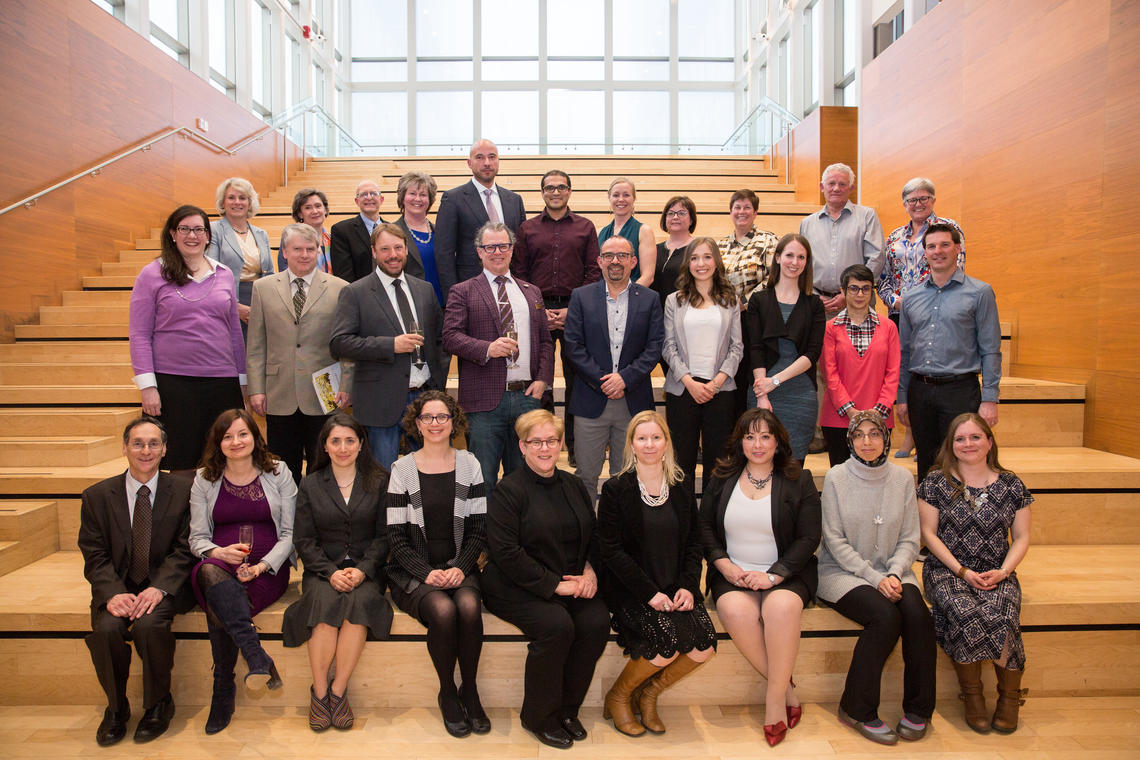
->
[564,236,664,500]
[435,139,526,303]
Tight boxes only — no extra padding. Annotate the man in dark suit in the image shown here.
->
[329,179,397,282]
[331,222,445,469]
[435,139,526,303]
[564,235,664,500]
[77,417,195,746]
[247,223,355,483]
[443,222,554,491]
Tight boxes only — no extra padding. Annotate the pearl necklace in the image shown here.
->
[407,225,432,244]
[637,476,669,507]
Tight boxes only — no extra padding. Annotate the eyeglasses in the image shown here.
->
[542,184,570,193]
[599,252,632,262]
[666,209,690,218]
[417,413,453,424]
[356,191,381,199]
[479,243,513,253]
[851,429,884,441]
[525,437,561,449]
[845,284,873,295]
[904,195,934,206]
[128,440,165,451]
[175,226,208,236]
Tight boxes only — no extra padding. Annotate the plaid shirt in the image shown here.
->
[718,226,779,304]
[833,309,889,418]
[878,215,965,310]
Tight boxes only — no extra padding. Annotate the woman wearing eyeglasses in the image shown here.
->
[385,391,489,738]
[820,264,901,467]
[652,196,699,308]
[482,409,609,750]
[129,205,246,474]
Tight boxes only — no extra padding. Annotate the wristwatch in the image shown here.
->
[767,573,777,585]
[771,376,781,387]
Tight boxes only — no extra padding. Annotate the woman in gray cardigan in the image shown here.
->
[818,410,935,745]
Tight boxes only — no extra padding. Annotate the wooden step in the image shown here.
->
[79,275,134,289]
[0,501,58,576]
[14,323,128,340]
[0,341,130,362]
[272,174,792,192]
[0,363,133,385]
[117,250,159,264]
[36,306,128,326]
[0,385,139,405]
[0,408,139,438]
[60,289,131,306]
[0,437,121,467]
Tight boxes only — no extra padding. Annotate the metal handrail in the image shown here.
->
[721,96,800,150]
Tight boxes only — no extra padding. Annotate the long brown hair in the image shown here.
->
[198,409,280,482]
[712,408,801,481]
[311,411,387,492]
[766,233,814,295]
[674,236,738,309]
[160,205,212,286]
[930,413,1011,497]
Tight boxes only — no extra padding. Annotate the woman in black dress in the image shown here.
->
[386,391,489,738]
[481,409,609,749]
[282,412,392,732]
[699,408,821,747]
[598,410,716,737]
[652,195,698,308]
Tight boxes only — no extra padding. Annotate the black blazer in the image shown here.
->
[746,288,826,388]
[77,472,196,612]
[483,465,598,602]
[699,468,821,599]
[596,470,703,610]
[292,468,390,588]
[434,181,526,303]
[330,215,383,283]
[393,216,429,282]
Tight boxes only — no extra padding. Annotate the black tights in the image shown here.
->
[421,587,484,698]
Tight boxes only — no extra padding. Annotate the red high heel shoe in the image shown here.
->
[764,720,788,747]
[786,704,803,729]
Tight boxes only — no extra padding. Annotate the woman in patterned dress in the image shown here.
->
[918,413,1032,734]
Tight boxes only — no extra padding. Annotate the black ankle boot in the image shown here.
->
[204,579,281,691]
[205,626,238,734]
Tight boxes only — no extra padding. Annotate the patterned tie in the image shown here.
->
[392,279,425,370]
[293,278,307,320]
[129,484,152,585]
[483,188,501,223]
[495,275,518,364]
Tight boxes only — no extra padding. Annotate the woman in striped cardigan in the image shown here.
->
[385,390,489,738]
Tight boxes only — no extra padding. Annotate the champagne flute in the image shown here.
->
[505,320,519,369]
[409,318,425,368]
[236,524,254,582]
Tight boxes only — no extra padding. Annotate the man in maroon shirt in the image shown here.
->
[512,170,600,462]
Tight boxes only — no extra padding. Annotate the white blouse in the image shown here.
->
[723,482,779,571]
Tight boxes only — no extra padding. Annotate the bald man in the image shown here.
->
[434,139,526,303]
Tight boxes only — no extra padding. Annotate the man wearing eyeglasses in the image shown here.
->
[512,170,601,465]
[564,236,664,501]
[443,222,554,492]
[330,179,401,283]
[331,223,445,469]
[78,417,195,746]
[436,139,527,304]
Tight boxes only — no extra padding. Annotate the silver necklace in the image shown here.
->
[407,225,432,244]
[175,269,218,302]
[745,467,773,490]
[637,476,669,507]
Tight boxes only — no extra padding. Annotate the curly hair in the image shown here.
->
[401,390,468,443]
[198,409,280,482]
[712,408,801,481]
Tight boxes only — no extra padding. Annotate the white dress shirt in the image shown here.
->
[375,268,432,388]
[471,177,505,223]
[482,269,532,383]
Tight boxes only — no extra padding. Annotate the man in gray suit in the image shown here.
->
[331,223,445,469]
[435,139,527,303]
[247,224,354,484]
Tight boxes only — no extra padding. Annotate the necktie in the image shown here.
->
[392,279,425,370]
[495,275,519,364]
[293,278,306,320]
[483,188,501,223]
[129,484,152,585]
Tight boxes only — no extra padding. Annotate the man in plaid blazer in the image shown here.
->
[443,222,554,492]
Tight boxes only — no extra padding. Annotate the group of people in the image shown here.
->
[88,139,1028,747]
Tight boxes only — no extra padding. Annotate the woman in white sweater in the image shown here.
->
[817,410,935,745]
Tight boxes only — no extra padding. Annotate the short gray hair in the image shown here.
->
[280,223,319,251]
[901,177,936,200]
[474,221,515,248]
[821,163,855,184]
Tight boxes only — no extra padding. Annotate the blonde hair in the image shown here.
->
[608,176,637,197]
[215,177,260,217]
[619,410,683,486]
[515,409,564,441]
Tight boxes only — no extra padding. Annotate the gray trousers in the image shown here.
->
[573,398,632,502]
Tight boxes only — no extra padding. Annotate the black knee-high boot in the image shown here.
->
[205,626,238,734]
[204,579,282,691]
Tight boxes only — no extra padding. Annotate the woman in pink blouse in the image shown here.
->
[820,264,900,467]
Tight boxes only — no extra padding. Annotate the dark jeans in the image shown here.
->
[266,409,327,484]
[468,390,541,493]
[665,387,735,499]
[830,583,937,722]
[367,388,423,470]
[907,374,981,480]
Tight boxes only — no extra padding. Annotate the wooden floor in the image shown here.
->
[4,697,1138,759]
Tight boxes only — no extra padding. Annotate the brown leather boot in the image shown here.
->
[952,660,991,733]
[603,658,661,736]
[638,655,706,734]
[992,664,1026,733]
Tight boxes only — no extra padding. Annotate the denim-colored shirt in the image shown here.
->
[898,268,1001,403]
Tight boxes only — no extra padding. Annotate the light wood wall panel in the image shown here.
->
[859,0,1140,457]
[772,106,859,205]
[0,0,303,342]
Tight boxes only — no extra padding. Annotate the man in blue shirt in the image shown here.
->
[897,223,1001,479]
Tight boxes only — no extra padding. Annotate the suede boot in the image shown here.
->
[204,579,281,690]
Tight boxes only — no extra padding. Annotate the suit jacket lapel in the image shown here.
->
[474,273,498,320]
[273,271,294,315]
[367,275,401,332]
[353,216,371,251]
[464,184,490,224]
[149,474,175,538]
[321,468,352,515]
[770,474,785,541]
[110,474,131,539]
[305,271,329,317]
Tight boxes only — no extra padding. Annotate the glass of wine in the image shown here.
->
[236,524,254,582]
[505,320,519,369]
[409,318,425,368]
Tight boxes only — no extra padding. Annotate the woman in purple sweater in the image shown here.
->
[129,205,247,472]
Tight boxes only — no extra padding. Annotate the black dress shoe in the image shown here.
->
[134,694,175,743]
[438,693,472,738]
[523,722,573,749]
[95,703,130,746]
[459,684,491,734]
[560,716,587,741]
